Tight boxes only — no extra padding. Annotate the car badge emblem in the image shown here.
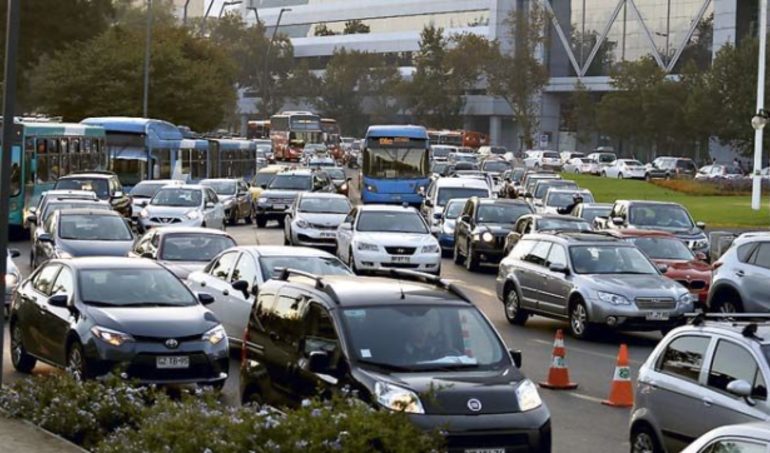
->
[165,339,179,349]
[467,398,482,412]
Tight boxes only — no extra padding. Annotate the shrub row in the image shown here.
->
[0,374,443,453]
[651,178,770,196]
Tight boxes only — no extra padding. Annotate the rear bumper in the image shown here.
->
[361,191,423,206]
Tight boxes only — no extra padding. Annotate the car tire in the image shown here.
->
[568,299,595,340]
[453,241,463,265]
[276,217,285,228]
[601,171,606,177]
[67,342,91,381]
[348,247,358,274]
[228,211,237,226]
[630,425,663,453]
[10,322,36,373]
[465,242,479,271]
[256,216,267,228]
[714,298,743,313]
[504,288,529,325]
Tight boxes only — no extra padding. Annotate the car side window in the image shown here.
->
[44,211,56,233]
[510,239,536,260]
[134,233,151,255]
[231,253,260,288]
[33,264,61,296]
[270,293,305,346]
[51,267,73,296]
[656,335,710,382]
[253,292,276,332]
[524,241,552,267]
[700,439,767,453]
[707,340,767,401]
[546,244,567,268]
[302,303,340,359]
[748,243,770,270]
[738,243,759,263]
[343,208,357,225]
[208,251,239,281]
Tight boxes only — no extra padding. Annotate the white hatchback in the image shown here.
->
[604,159,647,179]
[336,205,441,275]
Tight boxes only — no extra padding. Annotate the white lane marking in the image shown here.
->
[447,280,498,298]
[569,392,605,404]
[531,338,642,365]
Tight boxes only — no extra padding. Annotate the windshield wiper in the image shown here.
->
[118,302,182,307]
[357,359,414,372]
[416,363,480,371]
[82,300,116,307]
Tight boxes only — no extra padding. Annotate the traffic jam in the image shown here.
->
[4,114,770,452]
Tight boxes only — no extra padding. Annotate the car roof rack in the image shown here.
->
[274,267,340,305]
[686,313,770,340]
[374,268,472,303]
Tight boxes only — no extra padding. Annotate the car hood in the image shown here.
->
[654,259,712,280]
[359,366,526,415]
[159,261,207,280]
[478,223,515,236]
[84,304,219,338]
[297,212,347,226]
[628,225,705,239]
[145,205,200,217]
[585,273,688,296]
[355,232,436,246]
[59,239,134,257]
[262,190,303,199]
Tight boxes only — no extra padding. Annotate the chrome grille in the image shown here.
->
[635,297,676,310]
[385,247,416,256]
[269,198,295,205]
[310,222,338,230]
[150,217,181,224]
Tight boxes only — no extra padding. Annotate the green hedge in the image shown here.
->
[0,374,443,453]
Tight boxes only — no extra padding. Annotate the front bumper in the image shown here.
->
[585,297,694,331]
[353,249,441,273]
[438,233,455,250]
[291,225,338,248]
[139,216,204,230]
[256,202,291,220]
[623,170,647,179]
[471,237,508,264]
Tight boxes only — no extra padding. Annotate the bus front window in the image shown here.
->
[289,131,322,146]
[364,148,429,179]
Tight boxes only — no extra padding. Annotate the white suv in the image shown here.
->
[421,177,492,227]
[523,150,563,171]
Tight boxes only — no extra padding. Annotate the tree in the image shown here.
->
[486,4,550,149]
[30,23,237,131]
[343,19,370,35]
[314,23,337,36]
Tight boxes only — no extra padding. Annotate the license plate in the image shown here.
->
[465,449,505,453]
[320,232,336,238]
[272,204,286,211]
[156,356,190,369]
[646,312,670,321]
[391,256,411,263]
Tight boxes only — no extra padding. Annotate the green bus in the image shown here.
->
[7,120,106,236]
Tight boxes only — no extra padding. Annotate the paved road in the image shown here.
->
[4,221,660,452]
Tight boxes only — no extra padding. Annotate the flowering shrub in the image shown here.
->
[1,375,443,453]
[651,178,770,196]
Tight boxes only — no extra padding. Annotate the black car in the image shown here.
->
[32,208,135,268]
[240,269,551,452]
[255,169,335,228]
[645,157,698,180]
[54,171,132,218]
[10,258,228,385]
[453,198,534,271]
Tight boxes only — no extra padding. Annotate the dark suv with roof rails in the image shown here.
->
[240,268,551,452]
[54,171,132,218]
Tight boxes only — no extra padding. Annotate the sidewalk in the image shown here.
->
[0,415,84,452]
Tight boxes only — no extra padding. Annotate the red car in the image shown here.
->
[607,229,711,307]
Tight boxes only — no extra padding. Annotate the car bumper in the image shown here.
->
[256,204,290,219]
[585,297,694,330]
[624,171,647,179]
[409,406,551,453]
[472,240,508,264]
[353,250,441,273]
[438,233,455,250]
[291,227,338,247]
[361,192,423,206]
[139,217,204,229]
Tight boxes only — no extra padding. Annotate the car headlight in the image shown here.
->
[442,223,454,234]
[515,379,543,412]
[366,185,378,193]
[4,273,18,287]
[597,291,631,305]
[140,208,149,219]
[340,183,348,191]
[357,242,379,251]
[678,293,695,305]
[692,239,709,250]
[374,381,424,414]
[421,244,440,254]
[185,210,201,220]
[482,232,494,242]
[91,326,134,347]
[257,197,267,204]
[223,199,235,207]
[202,325,227,345]
[295,219,309,229]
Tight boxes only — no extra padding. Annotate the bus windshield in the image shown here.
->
[363,147,428,179]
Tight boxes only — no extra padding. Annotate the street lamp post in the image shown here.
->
[143,0,153,118]
[752,0,769,211]
[182,0,192,26]
[261,8,291,118]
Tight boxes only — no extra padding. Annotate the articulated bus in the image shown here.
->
[207,138,257,179]
[270,111,323,161]
[321,118,342,160]
[361,125,430,206]
[247,120,270,139]
[6,120,107,235]
[428,129,490,149]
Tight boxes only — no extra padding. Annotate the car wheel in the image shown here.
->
[569,299,594,340]
[10,323,36,373]
[347,247,357,273]
[601,171,606,177]
[228,211,237,226]
[465,241,479,271]
[276,217,285,228]
[715,299,743,313]
[256,216,267,228]
[453,241,463,265]
[504,288,529,325]
[665,173,671,180]
[67,342,91,381]
[630,425,662,453]
[29,251,34,268]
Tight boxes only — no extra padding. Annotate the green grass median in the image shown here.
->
[563,173,770,228]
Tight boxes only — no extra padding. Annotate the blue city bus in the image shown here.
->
[361,125,430,205]
[178,137,210,183]
[207,138,258,180]
[5,120,106,235]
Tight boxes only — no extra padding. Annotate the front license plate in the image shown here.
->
[320,232,336,238]
[391,256,411,263]
[157,356,190,369]
[272,204,286,211]
[465,449,505,453]
[646,312,670,321]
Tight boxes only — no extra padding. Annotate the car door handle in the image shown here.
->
[199,281,206,287]
[702,397,713,407]
[735,270,745,277]
[222,289,229,296]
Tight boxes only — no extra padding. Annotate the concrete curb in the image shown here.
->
[0,408,88,453]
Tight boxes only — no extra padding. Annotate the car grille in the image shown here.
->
[150,217,182,224]
[309,222,338,230]
[126,352,218,381]
[380,262,419,269]
[445,432,532,452]
[635,297,676,309]
[268,197,295,205]
[676,279,707,291]
[297,234,336,244]
[385,246,416,255]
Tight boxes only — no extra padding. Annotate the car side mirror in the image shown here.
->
[524,192,533,198]
[112,191,124,199]
[140,252,154,259]
[509,349,522,368]
[460,215,471,223]
[694,252,707,261]
[346,177,353,182]
[138,200,148,207]
[197,292,215,305]
[38,233,53,243]
[548,263,569,274]
[657,264,669,274]
[260,184,267,189]
[696,221,706,230]
[26,214,37,224]
[308,350,330,373]
[231,279,249,298]
[250,284,259,298]
[9,248,20,258]
[611,217,624,226]
[726,379,756,405]
[424,199,433,208]
[205,202,215,209]
[339,222,352,230]
[48,294,68,308]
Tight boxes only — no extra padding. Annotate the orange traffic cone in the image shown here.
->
[539,329,578,390]
[602,344,634,407]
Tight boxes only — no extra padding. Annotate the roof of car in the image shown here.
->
[200,178,239,183]
[134,179,183,185]
[434,177,489,188]
[152,227,233,237]
[366,125,428,140]
[54,257,163,270]
[607,229,676,239]
[234,245,337,258]
[696,422,770,443]
[170,184,206,190]
[57,208,122,216]
[617,200,686,207]
[580,203,612,208]
[357,204,419,213]
[257,165,288,174]
[276,169,314,176]
[526,213,587,220]
[477,198,530,206]
[41,190,97,198]
[57,172,114,180]
[528,231,624,244]
[298,192,349,200]
[677,320,770,346]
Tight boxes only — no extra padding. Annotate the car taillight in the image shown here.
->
[240,327,249,366]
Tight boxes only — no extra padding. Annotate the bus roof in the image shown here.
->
[17,121,105,138]
[180,138,209,150]
[80,117,183,140]
[365,125,428,140]
[209,138,256,150]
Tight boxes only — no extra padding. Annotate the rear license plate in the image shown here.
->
[272,204,286,211]
[465,449,505,453]
[391,256,411,263]
[320,232,336,238]
[646,312,670,321]
[157,356,190,369]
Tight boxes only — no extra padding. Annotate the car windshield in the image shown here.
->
[538,218,591,232]
[268,175,311,190]
[432,147,452,158]
[258,256,351,281]
[579,206,612,221]
[453,154,477,163]
[431,162,448,174]
[490,147,507,155]
[512,168,526,182]
[79,269,197,306]
[623,160,644,167]
[580,158,595,164]
[629,204,694,229]
[130,182,169,198]
[444,201,466,219]
[437,187,488,206]
[202,180,236,195]
[43,202,109,224]
[342,305,506,371]
[325,169,346,180]
[569,245,658,275]
[543,152,560,159]
[546,192,596,208]
[596,154,616,163]
[160,234,236,262]
[254,172,276,187]
[299,197,351,214]
[150,189,202,207]
[477,204,532,224]
[535,182,578,199]
[59,215,133,241]
[482,161,510,172]
[630,237,695,261]
[357,211,428,234]
[55,179,110,200]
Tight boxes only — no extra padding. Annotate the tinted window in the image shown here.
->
[701,440,767,453]
[303,304,339,358]
[268,175,311,190]
[160,234,235,262]
[253,292,275,331]
[269,294,304,345]
[257,256,351,281]
[42,202,110,224]
[298,197,351,214]
[738,243,759,263]
[657,335,710,381]
[130,182,169,198]
[510,239,537,260]
[357,211,427,234]
[580,206,612,221]
[55,178,109,199]
[546,192,595,208]
[476,204,532,224]
[231,254,260,289]
[751,243,770,269]
[209,251,239,280]
[444,200,466,219]
[570,245,658,274]
[628,204,694,229]
[78,269,197,306]
[708,340,767,400]
[33,265,61,295]
[534,181,578,199]
[59,214,133,241]
[201,180,237,195]
[537,218,591,232]
[481,161,510,173]
[524,241,552,266]
[631,237,694,261]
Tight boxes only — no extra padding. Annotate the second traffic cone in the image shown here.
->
[602,344,634,407]
[539,329,578,390]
